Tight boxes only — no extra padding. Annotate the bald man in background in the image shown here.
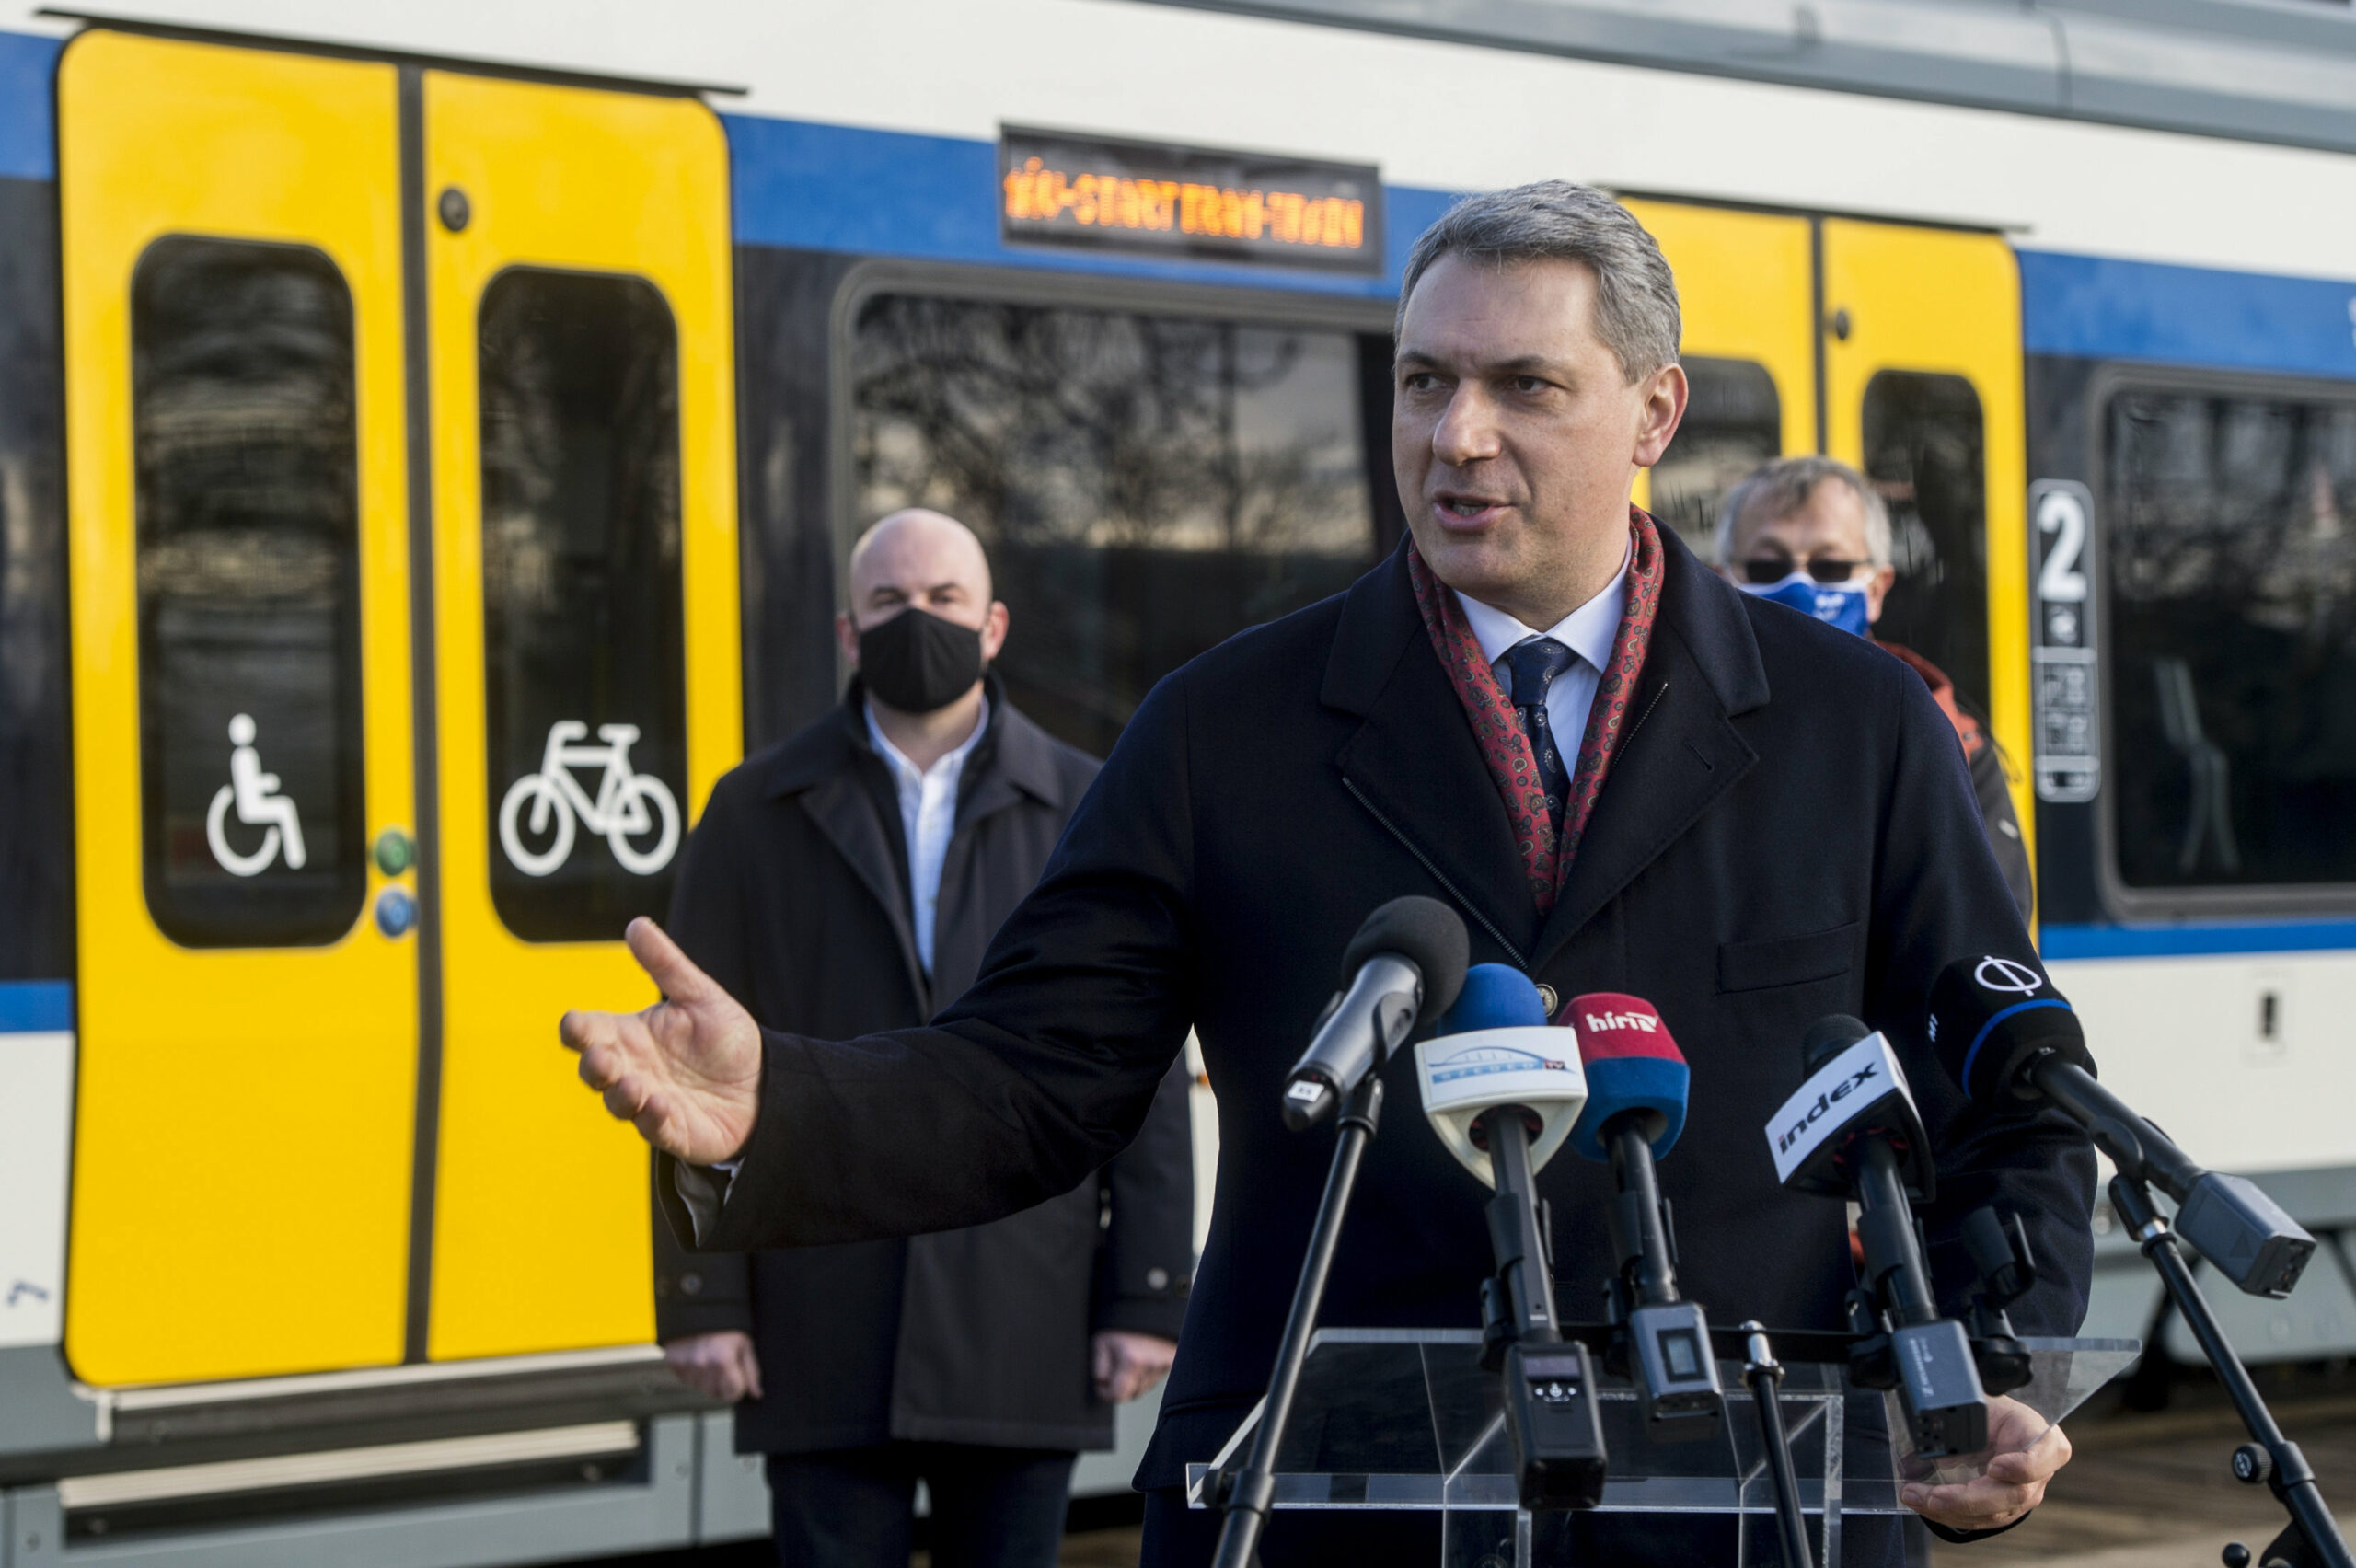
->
[652,510,1196,1568]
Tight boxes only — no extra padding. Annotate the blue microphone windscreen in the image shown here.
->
[1567,1057,1690,1161]
[1434,963,1548,1034]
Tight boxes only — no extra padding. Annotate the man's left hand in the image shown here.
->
[1091,1331,1177,1404]
[1901,1396,2071,1533]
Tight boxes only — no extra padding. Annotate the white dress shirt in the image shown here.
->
[865,695,990,975]
[1452,548,1630,750]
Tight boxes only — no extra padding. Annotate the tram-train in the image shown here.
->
[5,0,2356,1560]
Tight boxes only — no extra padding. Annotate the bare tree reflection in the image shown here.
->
[132,238,366,946]
[852,297,1376,754]
[2108,392,2356,888]
[1647,357,1780,557]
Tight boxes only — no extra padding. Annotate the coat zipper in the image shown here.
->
[1342,775,1529,969]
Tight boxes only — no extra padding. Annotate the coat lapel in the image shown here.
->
[775,709,931,1013]
[1325,549,1544,964]
[952,698,1066,838]
[1322,534,1774,977]
[1532,535,1771,974]
[932,700,1068,1001]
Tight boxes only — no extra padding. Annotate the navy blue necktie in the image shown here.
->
[1500,638,1576,832]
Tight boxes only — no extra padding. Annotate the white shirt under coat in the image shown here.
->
[1452,546,1630,755]
[864,694,990,975]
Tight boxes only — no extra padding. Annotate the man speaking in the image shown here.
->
[564,182,2095,1564]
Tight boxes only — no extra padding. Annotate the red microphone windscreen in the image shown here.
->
[1565,992,1686,1066]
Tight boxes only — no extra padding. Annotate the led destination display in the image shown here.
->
[999,127,1382,272]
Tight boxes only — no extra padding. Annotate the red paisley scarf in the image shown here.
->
[1406,506,1666,915]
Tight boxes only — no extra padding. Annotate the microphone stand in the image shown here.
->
[1738,1320,1816,1568]
[1479,1109,1609,1511]
[1484,1109,1560,1348]
[2107,1173,2356,1568]
[1212,1073,1384,1568]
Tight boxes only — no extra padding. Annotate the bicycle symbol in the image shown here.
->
[206,713,307,878]
[498,721,680,878]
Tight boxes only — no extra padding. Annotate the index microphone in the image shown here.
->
[1767,1015,1934,1201]
[1926,956,2313,1299]
[1283,896,1469,1131]
[1414,963,1588,1187]
[1771,1013,1986,1458]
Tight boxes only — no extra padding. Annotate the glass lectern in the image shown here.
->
[1185,1328,2139,1567]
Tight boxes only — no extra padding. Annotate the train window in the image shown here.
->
[2106,387,2356,891]
[479,269,687,941]
[133,237,367,948]
[1865,371,1989,716]
[1648,357,1780,558]
[851,295,1379,756]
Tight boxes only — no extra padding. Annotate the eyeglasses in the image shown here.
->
[1740,557,1869,586]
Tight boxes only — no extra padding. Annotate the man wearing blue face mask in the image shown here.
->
[1716,455,2033,918]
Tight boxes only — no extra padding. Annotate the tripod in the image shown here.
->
[2108,1172,2355,1568]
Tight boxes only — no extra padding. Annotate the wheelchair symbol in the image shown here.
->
[498,721,680,878]
[206,714,307,877]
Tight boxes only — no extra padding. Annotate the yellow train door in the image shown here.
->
[1621,201,1816,555]
[59,31,419,1383]
[58,28,739,1384]
[1820,222,2034,859]
[1622,202,2029,878]
[422,74,739,1360]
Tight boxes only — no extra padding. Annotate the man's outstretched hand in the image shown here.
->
[560,917,762,1165]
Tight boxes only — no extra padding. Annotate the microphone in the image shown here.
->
[1766,1015,1988,1458]
[1414,963,1588,1187]
[1927,956,2313,1298]
[1415,963,1608,1510]
[1565,995,1723,1434]
[1282,896,1469,1131]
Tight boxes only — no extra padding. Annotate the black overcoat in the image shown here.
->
[652,682,1195,1455]
[673,530,2096,1557]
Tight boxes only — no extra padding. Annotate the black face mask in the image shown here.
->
[858,607,986,714]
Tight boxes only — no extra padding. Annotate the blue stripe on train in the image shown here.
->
[2019,249,2356,381]
[720,110,1457,300]
[720,125,2356,379]
[0,981,71,1033]
[0,29,61,181]
[2042,920,2356,961]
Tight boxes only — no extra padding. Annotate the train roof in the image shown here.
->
[1130,0,2356,159]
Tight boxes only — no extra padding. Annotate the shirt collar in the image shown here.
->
[864,693,992,787]
[1452,544,1630,674]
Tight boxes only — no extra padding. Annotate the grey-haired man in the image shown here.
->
[1716,455,2034,919]
[568,182,2092,1566]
